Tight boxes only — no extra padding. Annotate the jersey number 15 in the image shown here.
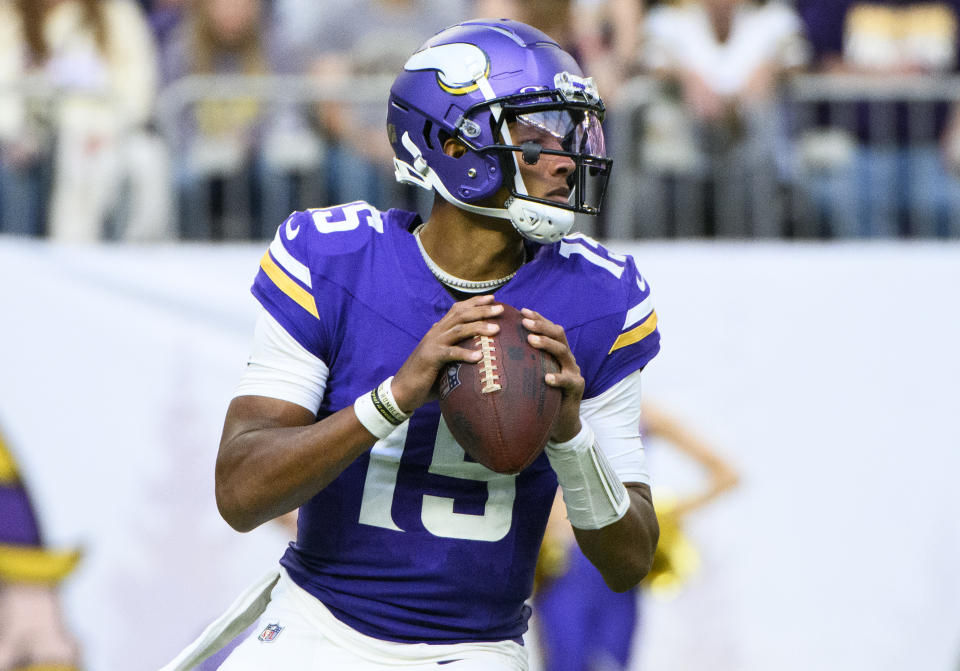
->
[357,417,516,542]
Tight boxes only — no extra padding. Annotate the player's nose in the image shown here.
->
[547,152,575,177]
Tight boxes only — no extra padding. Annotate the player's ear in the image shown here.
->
[442,137,468,159]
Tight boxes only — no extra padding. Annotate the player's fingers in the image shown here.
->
[444,300,504,326]
[433,303,503,332]
[525,329,578,370]
[448,294,497,314]
[461,294,497,306]
[544,368,584,394]
[440,320,499,345]
[441,344,484,363]
[520,309,568,344]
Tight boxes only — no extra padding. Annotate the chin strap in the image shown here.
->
[506,196,574,243]
[394,132,574,243]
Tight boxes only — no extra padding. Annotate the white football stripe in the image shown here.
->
[559,240,624,278]
[623,296,654,329]
[270,228,312,288]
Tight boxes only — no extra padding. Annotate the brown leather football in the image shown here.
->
[437,302,562,474]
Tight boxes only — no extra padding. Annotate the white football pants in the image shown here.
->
[166,568,529,670]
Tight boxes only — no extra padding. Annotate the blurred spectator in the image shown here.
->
[141,0,190,53]
[300,0,469,213]
[575,0,646,99]
[474,0,580,52]
[0,426,82,669]
[161,0,319,239]
[796,0,960,238]
[0,0,162,241]
[472,0,642,100]
[0,1,51,238]
[534,403,739,671]
[639,0,808,237]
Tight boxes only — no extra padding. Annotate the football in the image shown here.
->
[438,302,562,474]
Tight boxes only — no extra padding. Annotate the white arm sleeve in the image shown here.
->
[579,368,649,484]
[232,305,329,414]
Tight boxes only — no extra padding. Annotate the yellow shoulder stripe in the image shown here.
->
[260,251,319,320]
[609,311,658,354]
[0,545,81,584]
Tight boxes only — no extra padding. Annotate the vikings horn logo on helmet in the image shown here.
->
[403,43,490,95]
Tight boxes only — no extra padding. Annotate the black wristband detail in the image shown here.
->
[371,387,404,426]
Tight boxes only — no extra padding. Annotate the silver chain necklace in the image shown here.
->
[413,224,524,293]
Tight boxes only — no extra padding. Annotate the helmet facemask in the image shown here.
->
[451,88,611,242]
[478,95,611,213]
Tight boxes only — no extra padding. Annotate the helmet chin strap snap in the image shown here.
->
[505,197,574,243]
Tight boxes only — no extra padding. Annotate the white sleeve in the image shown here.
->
[579,368,649,485]
[232,305,329,414]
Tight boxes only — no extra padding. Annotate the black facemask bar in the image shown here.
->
[455,91,614,215]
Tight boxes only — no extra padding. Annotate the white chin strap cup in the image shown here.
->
[506,197,575,244]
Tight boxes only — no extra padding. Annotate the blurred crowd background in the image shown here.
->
[4,0,960,244]
[3,3,960,670]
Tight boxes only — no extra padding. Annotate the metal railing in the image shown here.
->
[5,73,960,240]
[605,74,960,239]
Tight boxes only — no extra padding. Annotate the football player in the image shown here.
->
[164,18,661,670]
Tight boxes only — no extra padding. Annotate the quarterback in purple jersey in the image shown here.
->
[163,18,661,671]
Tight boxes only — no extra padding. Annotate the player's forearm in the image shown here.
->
[573,484,659,592]
[215,404,377,532]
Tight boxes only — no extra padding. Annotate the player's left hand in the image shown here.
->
[520,308,583,442]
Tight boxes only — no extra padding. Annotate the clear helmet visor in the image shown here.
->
[513,109,607,159]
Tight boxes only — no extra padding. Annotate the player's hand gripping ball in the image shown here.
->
[438,303,562,473]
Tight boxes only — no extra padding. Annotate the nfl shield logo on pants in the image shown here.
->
[258,623,283,642]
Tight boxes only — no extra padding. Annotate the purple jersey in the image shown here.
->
[250,202,660,644]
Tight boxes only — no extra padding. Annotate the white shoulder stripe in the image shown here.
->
[623,296,654,329]
[559,240,624,278]
[270,227,312,289]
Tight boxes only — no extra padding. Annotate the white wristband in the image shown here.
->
[545,420,631,530]
[354,377,410,440]
[374,376,411,425]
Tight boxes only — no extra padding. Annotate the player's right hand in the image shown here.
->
[391,295,503,413]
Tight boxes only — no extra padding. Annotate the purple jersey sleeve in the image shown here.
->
[251,202,388,363]
[577,251,660,399]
